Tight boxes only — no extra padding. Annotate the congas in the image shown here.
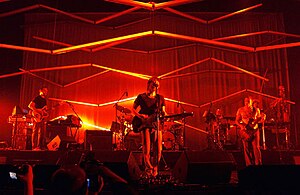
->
[162,131,175,150]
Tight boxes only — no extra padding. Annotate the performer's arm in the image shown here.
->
[235,109,245,129]
[132,102,148,119]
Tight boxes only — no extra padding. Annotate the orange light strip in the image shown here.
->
[213,31,268,41]
[256,42,300,51]
[39,4,94,24]
[174,121,208,135]
[159,58,210,78]
[0,4,40,18]
[33,36,91,52]
[246,89,295,105]
[53,31,153,54]
[0,71,26,79]
[19,68,63,87]
[24,64,92,73]
[207,3,263,24]
[105,0,153,10]
[199,89,247,108]
[155,31,255,52]
[164,98,199,108]
[161,70,253,80]
[49,98,98,107]
[92,64,151,79]
[63,70,110,87]
[109,46,149,54]
[269,31,300,39]
[149,43,197,54]
[92,36,141,52]
[155,0,197,10]
[82,122,110,131]
[98,96,136,107]
[114,17,150,29]
[0,43,52,54]
[211,58,269,81]
[163,7,207,24]
[95,7,140,24]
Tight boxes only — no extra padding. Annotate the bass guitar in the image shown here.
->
[132,112,193,133]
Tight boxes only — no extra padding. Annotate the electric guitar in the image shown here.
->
[31,106,49,122]
[31,102,63,122]
[240,116,262,142]
[132,112,194,133]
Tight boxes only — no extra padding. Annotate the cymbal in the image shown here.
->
[116,105,131,114]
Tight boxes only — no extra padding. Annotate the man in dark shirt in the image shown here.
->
[28,86,48,150]
[132,77,167,177]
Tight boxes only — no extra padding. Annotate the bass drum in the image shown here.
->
[124,130,142,151]
[162,131,175,150]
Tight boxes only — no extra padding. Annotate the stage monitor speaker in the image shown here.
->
[47,135,76,151]
[238,165,300,190]
[173,151,235,184]
[84,130,112,151]
[93,151,141,181]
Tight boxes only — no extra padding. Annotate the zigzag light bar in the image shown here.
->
[164,98,199,108]
[53,31,153,54]
[154,31,255,52]
[92,64,151,80]
[0,43,51,54]
[159,58,210,78]
[207,3,263,24]
[211,58,269,81]
[19,68,63,87]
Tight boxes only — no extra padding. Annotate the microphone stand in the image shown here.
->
[154,86,168,174]
[113,91,127,150]
[177,101,187,150]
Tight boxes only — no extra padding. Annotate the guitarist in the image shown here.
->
[28,86,48,150]
[132,77,167,177]
[235,97,263,166]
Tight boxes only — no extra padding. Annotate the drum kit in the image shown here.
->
[111,104,189,151]
[204,108,238,150]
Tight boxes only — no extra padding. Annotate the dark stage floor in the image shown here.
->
[1,149,300,194]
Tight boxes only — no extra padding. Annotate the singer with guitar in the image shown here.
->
[131,77,167,177]
[236,97,264,166]
[28,86,48,150]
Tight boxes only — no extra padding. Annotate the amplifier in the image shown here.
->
[84,130,112,151]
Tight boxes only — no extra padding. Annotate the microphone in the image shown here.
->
[153,83,159,87]
[125,91,128,97]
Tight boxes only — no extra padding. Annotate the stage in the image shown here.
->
[1,149,300,194]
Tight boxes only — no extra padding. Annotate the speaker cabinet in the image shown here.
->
[93,151,141,181]
[238,165,300,190]
[47,135,76,151]
[84,130,112,151]
[173,151,235,184]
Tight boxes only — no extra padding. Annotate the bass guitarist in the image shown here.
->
[131,77,167,177]
[236,97,263,166]
[28,86,48,150]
